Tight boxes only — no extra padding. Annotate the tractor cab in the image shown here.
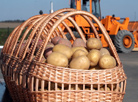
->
[70,0,101,19]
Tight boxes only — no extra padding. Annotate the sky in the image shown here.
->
[0,0,138,21]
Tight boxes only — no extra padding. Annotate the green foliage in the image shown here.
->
[0,28,14,45]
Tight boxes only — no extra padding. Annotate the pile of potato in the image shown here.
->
[38,81,120,92]
[40,36,116,70]
[33,37,119,91]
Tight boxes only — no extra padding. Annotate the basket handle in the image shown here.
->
[35,10,121,66]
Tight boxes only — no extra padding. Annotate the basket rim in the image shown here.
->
[1,52,123,72]
[32,59,123,72]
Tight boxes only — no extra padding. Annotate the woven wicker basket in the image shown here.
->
[0,8,127,102]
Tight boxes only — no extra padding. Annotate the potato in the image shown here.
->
[57,83,68,89]
[57,38,72,48]
[86,84,104,89]
[69,55,90,70]
[50,82,66,90]
[107,84,116,89]
[89,65,101,70]
[46,42,54,48]
[43,42,54,58]
[72,49,87,58]
[87,49,101,67]
[100,48,110,57]
[85,87,95,90]
[51,36,61,45]
[53,44,73,59]
[86,38,102,50]
[99,55,116,69]
[70,85,82,90]
[44,47,53,58]
[72,38,86,47]
[100,87,110,91]
[89,67,96,70]
[47,52,68,67]
[72,46,88,54]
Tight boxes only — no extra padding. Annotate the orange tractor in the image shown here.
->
[61,0,138,53]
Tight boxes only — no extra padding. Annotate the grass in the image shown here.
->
[0,28,14,45]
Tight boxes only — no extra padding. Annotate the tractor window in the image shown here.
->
[82,0,90,12]
[92,0,101,19]
[70,0,76,9]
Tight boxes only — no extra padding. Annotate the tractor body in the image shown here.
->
[63,0,138,53]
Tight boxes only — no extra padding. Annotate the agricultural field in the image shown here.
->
[0,28,14,45]
[0,22,22,45]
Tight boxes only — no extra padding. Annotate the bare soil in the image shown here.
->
[0,22,22,28]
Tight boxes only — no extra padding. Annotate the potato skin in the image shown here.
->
[100,87,110,91]
[53,44,73,59]
[57,38,72,48]
[72,49,87,58]
[51,36,61,45]
[99,55,116,69]
[44,47,53,58]
[100,48,110,57]
[47,52,68,67]
[89,65,101,70]
[87,49,101,67]
[69,55,90,70]
[72,46,88,54]
[44,42,54,58]
[73,38,86,47]
[86,38,102,50]
[46,42,54,48]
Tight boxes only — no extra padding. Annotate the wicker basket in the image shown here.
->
[0,8,127,102]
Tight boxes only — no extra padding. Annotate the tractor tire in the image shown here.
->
[114,30,135,53]
[66,31,81,40]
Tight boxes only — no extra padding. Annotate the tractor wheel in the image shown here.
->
[114,30,135,53]
[66,31,81,40]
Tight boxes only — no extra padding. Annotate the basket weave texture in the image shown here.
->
[0,8,127,102]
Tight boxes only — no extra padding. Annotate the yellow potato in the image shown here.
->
[86,84,104,89]
[86,38,102,50]
[47,52,68,67]
[100,48,110,57]
[100,87,110,91]
[70,85,82,90]
[69,55,90,70]
[57,83,68,89]
[72,49,87,58]
[107,84,116,89]
[72,46,88,54]
[87,49,101,67]
[89,65,101,70]
[53,44,73,59]
[99,55,116,69]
